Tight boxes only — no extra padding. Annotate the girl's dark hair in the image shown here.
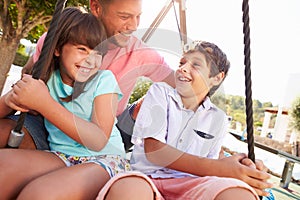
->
[184,40,230,96]
[37,7,107,102]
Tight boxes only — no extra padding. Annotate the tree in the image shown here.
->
[211,92,227,112]
[128,77,152,104]
[289,96,300,134]
[0,0,88,94]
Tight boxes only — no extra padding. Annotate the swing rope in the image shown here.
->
[242,4,263,198]
[171,0,183,45]
[242,0,256,163]
[7,0,67,148]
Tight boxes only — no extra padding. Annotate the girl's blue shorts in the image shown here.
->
[6,113,49,150]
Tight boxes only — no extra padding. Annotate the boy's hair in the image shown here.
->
[183,40,230,96]
[38,7,108,102]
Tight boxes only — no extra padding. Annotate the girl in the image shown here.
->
[0,7,129,200]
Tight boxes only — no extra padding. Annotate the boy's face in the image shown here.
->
[90,0,142,47]
[175,51,219,99]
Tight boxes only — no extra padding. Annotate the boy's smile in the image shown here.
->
[175,51,211,99]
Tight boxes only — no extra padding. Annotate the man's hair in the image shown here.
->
[98,0,116,7]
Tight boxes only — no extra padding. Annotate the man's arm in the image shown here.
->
[22,56,34,74]
[22,33,46,75]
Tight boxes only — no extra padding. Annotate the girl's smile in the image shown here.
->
[55,43,102,86]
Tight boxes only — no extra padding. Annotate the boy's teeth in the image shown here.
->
[179,77,190,81]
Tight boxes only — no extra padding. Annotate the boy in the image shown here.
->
[97,40,271,200]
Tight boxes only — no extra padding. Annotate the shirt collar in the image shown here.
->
[168,89,216,112]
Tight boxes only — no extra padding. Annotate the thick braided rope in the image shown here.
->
[242,6,263,199]
[242,0,255,162]
[13,0,67,133]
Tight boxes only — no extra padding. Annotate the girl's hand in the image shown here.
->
[4,89,29,112]
[11,74,51,112]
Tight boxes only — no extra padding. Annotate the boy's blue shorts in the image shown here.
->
[5,113,49,150]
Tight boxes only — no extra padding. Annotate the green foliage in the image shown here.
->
[254,121,263,135]
[4,0,89,43]
[263,102,273,108]
[289,96,300,132]
[229,95,245,110]
[220,95,272,132]
[12,44,30,66]
[13,52,29,67]
[129,78,153,104]
[17,44,27,56]
[211,93,227,112]
[22,0,89,42]
[26,24,49,43]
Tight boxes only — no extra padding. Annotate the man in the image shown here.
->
[0,0,175,150]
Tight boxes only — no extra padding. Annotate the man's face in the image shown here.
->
[90,0,142,47]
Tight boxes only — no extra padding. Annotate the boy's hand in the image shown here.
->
[241,157,268,172]
[219,154,272,197]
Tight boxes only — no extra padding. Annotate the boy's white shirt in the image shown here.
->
[130,82,228,178]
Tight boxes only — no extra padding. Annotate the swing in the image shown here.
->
[6,0,263,198]
[7,0,256,153]
[7,0,257,170]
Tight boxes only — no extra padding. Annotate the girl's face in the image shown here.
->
[55,43,102,86]
[175,51,218,99]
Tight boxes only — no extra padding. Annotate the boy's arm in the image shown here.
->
[144,137,272,196]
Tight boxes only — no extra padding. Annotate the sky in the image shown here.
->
[134,0,300,107]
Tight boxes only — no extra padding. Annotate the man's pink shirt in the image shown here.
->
[33,33,173,116]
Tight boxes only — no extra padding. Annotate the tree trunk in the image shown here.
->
[0,39,20,94]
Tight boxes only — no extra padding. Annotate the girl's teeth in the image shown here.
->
[122,32,131,37]
[80,68,90,73]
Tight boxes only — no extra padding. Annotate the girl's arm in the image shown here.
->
[0,92,15,118]
[144,137,272,196]
[41,93,117,151]
[11,74,117,151]
[0,87,31,118]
